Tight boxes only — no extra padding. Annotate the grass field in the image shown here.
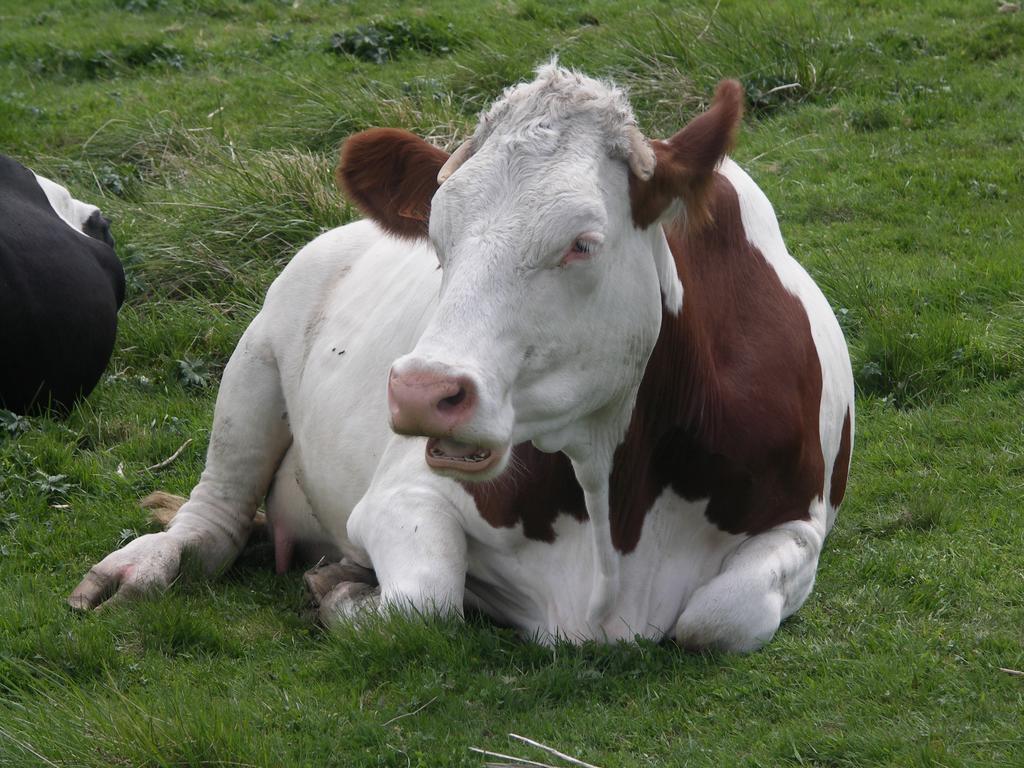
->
[1,0,1023,765]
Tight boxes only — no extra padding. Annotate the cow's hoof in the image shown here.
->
[303,558,378,605]
[317,581,382,626]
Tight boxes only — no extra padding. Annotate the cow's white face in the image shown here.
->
[391,136,665,478]
[339,66,742,482]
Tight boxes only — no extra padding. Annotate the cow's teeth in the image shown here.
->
[446,452,487,462]
[427,439,493,464]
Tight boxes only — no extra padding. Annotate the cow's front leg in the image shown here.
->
[316,482,468,626]
[675,517,826,653]
[70,322,291,609]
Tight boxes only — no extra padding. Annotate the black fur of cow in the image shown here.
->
[0,155,125,414]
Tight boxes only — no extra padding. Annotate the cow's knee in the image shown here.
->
[676,521,823,652]
[675,584,784,653]
[347,483,469,619]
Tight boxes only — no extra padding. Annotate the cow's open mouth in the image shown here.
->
[425,437,501,473]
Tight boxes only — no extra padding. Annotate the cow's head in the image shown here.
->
[339,64,742,482]
[32,172,116,249]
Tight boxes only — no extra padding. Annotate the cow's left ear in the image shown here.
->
[336,128,449,240]
[629,79,744,230]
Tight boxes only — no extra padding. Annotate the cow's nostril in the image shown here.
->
[437,386,467,412]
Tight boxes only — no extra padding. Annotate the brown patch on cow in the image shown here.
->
[465,444,586,541]
[830,408,852,509]
[629,79,744,233]
[610,173,825,548]
[336,128,449,240]
[468,172,827,551]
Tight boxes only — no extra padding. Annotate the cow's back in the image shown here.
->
[0,155,125,413]
[258,219,443,537]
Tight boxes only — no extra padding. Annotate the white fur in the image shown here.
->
[32,173,101,236]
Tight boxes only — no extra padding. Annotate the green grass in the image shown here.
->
[2,0,1023,765]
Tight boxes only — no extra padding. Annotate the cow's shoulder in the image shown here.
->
[260,218,443,384]
[1,155,123,297]
[0,156,121,289]
[0,154,51,213]
[0,155,101,238]
[0,155,64,253]
[610,169,826,540]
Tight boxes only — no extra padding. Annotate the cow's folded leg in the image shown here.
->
[674,518,825,653]
[70,322,292,609]
[341,484,469,622]
[317,581,383,625]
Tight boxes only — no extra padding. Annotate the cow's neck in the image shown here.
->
[650,178,749,437]
[610,169,826,550]
[606,172,759,551]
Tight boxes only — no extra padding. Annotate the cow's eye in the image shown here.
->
[559,234,602,266]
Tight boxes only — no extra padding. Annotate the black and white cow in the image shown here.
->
[0,154,125,414]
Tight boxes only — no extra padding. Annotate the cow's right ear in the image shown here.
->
[629,80,744,231]
[336,128,449,240]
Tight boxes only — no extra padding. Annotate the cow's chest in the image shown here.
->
[458,487,744,642]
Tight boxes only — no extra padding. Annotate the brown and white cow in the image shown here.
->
[71,64,853,652]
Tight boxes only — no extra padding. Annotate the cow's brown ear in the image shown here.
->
[336,128,449,240]
[630,79,744,230]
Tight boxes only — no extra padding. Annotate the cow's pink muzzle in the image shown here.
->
[387,368,502,474]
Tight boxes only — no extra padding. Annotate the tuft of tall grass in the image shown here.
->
[31,110,219,195]
[850,305,1022,409]
[119,145,346,305]
[280,73,474,153]
[172,146,346,258]
[0,660,268,767]
[817,247,1023,409]
[448,43,555,115]
[621,6,861,129]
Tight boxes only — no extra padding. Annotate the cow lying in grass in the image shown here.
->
[71,64,853,652]
[0,155,124,414]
